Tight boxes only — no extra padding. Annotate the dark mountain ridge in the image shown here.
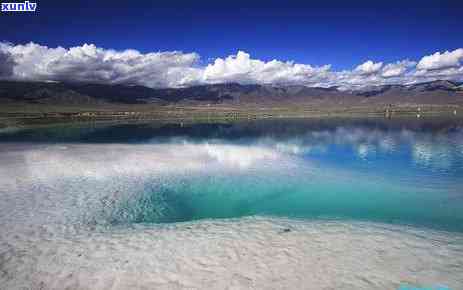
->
[0,80,462,107]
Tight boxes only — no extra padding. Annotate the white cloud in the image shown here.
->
[0,42,463,89]
[202,50,331,85]
[381,60,415,78]
[355,60,383,75]
[0,42,200,88]
[416,48,463,71]
[0,47,15,77]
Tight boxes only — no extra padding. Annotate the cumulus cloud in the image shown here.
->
[0,46,15,77]
[0,42,462,89]
[1,42,200,87]
[416,48,463,71]
[202,51,331,85]
[355,60,383,75]
[381,60,415,78]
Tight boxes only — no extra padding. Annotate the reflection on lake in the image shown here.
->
[1,118,462,289]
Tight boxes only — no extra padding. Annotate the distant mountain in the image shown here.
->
[0,80,462,107]
[352,80,463,106]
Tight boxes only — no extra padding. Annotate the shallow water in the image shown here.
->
[0,118,462,289]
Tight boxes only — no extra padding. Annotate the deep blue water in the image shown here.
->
[0,117,462,232]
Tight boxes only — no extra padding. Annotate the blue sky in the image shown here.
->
[0,0,462,88]
[2,0,462,69]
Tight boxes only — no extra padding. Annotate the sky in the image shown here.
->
[0,0,462,89]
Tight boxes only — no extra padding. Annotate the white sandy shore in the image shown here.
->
[1,217,462,290]
[1,143,462,289]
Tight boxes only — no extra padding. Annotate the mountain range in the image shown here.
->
[0,80,462,108]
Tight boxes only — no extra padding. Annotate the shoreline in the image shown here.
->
[2,216,462,289]
[1,104,462,129]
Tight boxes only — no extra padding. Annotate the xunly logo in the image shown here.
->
[1,1,37,12]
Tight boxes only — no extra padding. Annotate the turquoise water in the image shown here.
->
[1,118,463,289]
[1,118,462,232]
[101,157,463,231]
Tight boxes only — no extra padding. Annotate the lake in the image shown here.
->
[0,118,462,289]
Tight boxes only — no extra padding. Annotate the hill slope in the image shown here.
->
[0,80,462,108]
